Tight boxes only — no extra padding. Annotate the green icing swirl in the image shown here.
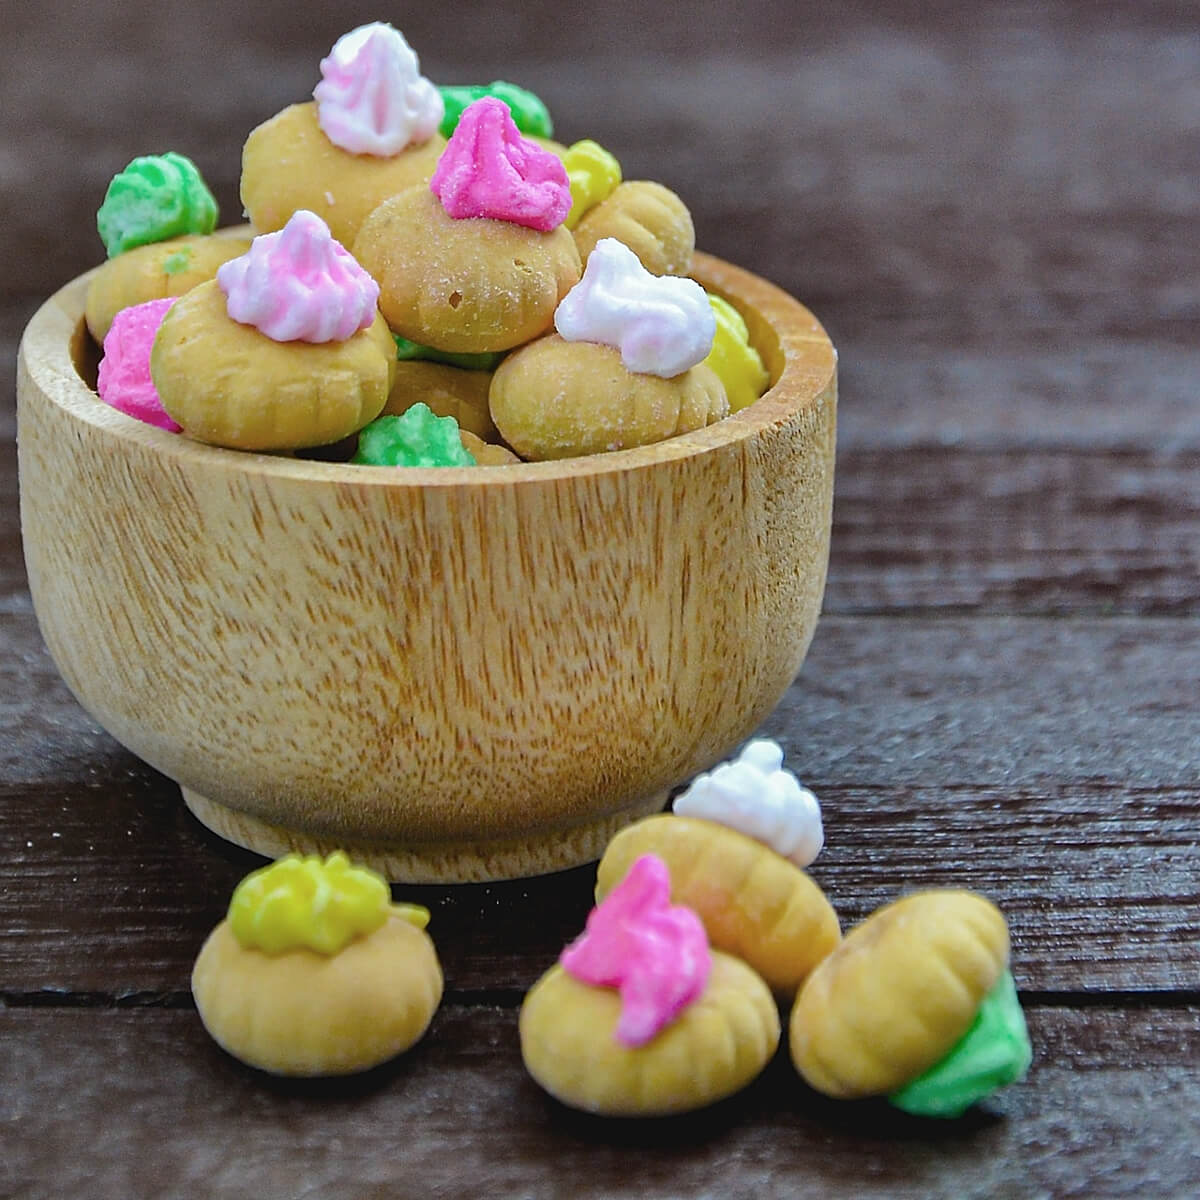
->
[438,81,554,139]
[228,851,390,956]
[394,334,505,372]
[353,405,476,468]
[97,152,218,258]
[889,970,1032,1119]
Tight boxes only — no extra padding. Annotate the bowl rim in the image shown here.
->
[19,247,836,489]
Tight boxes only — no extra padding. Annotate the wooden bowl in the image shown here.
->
[16,251,836,882]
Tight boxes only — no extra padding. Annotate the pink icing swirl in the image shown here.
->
[97,297,181,431]
[217,211,380,343]
[560,854,711,1047]
[429,97,570,232]
[314,23,443,157]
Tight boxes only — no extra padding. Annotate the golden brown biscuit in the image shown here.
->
[460,430,520,464]
[488,334,728,460]
[790,890,1011,1099]
[573,181,694,276]
[596,815,841,997]
[151,280,395,451]
[85,234,253,343]
[384,359,497,440]
[520,951,779,1116]
[241,102,446,248]
[192,911,443,1076]
[352,187,581,354]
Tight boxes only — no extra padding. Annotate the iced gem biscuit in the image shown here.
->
[353,404,476,467]
[704,294,770,413]
[675,739,824,867]
[192,852,443,1076]
[152,211,394,450]
[459,430,520,465]
[96,298,181,431]
[240,23,446,247]
[96,152,218,258]
[384,359,497,441]
[573,180,695,276]
[429,96,571,231]
[596,740,840,996]
[520,855,779,1116]
[790,890,1032,1117]
[438,81,553,139]
[354,98,580,353]
[85,234,254,344]
[489,237,727,460]
[86,153,244,342]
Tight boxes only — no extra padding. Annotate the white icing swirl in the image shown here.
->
[673,739,824,868]
[554,238,715,378]
[314,22,443,157]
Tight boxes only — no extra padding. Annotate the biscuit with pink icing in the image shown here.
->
[96,298,181,431]
[152,212,394,451]
[241,24,446,247]
[519,855,779,1116]
[352,98,580,354]
[488,238,727,460]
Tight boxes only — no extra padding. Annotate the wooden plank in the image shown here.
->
[3,613,1196,995]
[2,1006,1198,1199]
[828,449,1200,614]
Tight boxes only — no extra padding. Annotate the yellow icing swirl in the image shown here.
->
[228,851,392,955]
[704,294,770,413]
[562,139,622,230]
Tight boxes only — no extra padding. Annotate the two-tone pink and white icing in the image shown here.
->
[560,853,711,1047]
[673,739,825,869]
[314,22,443,157]
[430,97,570,232]
[217,211,380,343]
[97,297,181,431]
[554,237,716,378]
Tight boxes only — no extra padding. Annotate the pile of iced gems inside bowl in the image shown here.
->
[86,20,774,470]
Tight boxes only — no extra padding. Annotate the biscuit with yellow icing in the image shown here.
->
[192,853,443,1076]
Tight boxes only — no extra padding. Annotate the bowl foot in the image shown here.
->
[180,787,670,884]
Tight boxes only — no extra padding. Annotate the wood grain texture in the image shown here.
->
[3,0,1198,1192]
[3,1006,1198,1200]
[16,257,834,878]
[3,613,1196,996]
[7,438,1200,617]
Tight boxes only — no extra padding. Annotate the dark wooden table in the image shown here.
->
[4,1,1198,1195]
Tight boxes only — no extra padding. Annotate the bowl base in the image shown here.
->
[180,787,670,884]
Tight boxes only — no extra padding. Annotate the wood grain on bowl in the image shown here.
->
[16,251,835,882]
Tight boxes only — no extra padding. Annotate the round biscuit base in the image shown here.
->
[182,786,670,883]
